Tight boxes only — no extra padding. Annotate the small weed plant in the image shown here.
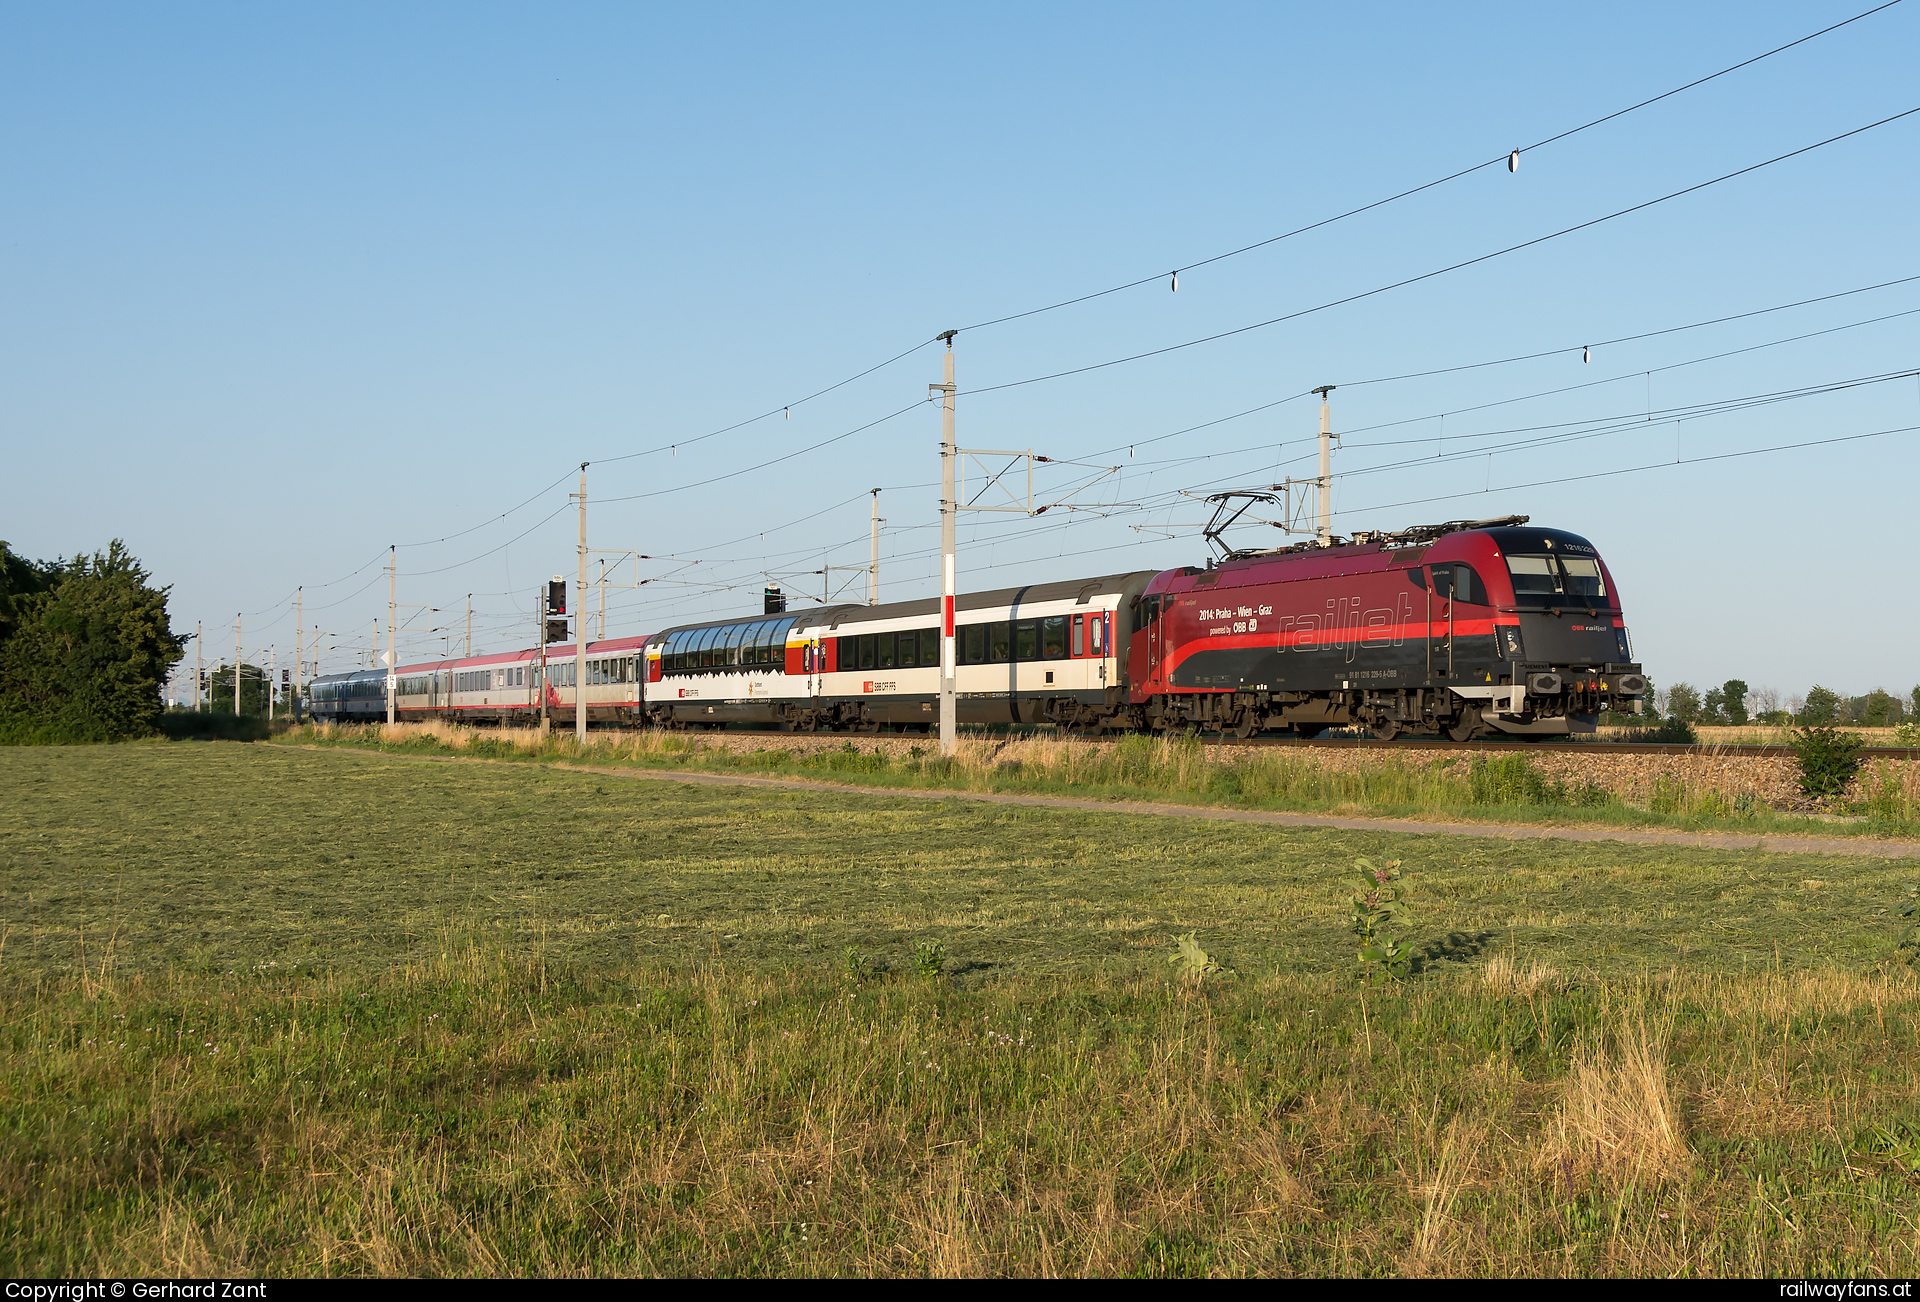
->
[1167,932,1222,984]
[1346,856,1414,982]
[913,938,946,980]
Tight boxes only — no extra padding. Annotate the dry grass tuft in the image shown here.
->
[1408,1117,1480,1272]
[1537,1019,1689,1189]
[1483,953,1562,997]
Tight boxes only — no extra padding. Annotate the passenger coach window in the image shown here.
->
[1042,616,1067,660]
[898,632,918,668]
[1014,621,1037,661]
[964,625,986,664]
[1071,618,1084,657]
[877,632,896,670]
[988,622,1011,663]
[920,629,938,666]
[858,634,876,670]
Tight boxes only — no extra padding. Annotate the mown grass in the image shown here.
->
[279,720,1920,842]
[8,950,1920,1276]
[6,744,1920,1276]
[6,743,1917,983]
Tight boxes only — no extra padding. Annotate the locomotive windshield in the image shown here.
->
[1505,553,1606,606]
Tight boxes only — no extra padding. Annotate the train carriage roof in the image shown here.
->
[647,570,1158,643]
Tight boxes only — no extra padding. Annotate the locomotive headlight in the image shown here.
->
[1499,625,1524,659]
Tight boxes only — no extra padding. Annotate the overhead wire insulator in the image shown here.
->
[1170,271,1179,292]
[1508,149,1520,172]
[1583,346,1591,364]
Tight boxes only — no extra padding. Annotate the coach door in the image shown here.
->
[1147,595,1168,689]
[1427,565,1454,680]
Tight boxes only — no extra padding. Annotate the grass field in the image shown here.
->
[5,742,1920,1276]
[274,720,1920,842]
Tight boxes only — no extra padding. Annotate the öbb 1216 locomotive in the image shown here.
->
[309,514,1646,739]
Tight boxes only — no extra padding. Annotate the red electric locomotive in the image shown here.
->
[1122,514,1646,740]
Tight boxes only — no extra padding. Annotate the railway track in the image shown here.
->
[1189,736,1920,758]
[680,726,1920,760]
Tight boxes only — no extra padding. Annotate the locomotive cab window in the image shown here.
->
[1505,554,1605,606]
[1431,563,1488,606]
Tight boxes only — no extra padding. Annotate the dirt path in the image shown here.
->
[301,744,1920,859]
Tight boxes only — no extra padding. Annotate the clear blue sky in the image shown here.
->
[3,2,1916,703]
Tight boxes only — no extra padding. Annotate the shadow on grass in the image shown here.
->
[1411,929,1498,975]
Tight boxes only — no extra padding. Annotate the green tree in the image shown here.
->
[204,663,273,717]
[0,540,185,744]
[1801,685,1840,725]
[1701,685,1726,725]
[1667,682,1703,724]
[1853,689,1901,727]
[1720,679,1750,727]
[0,543,62,644]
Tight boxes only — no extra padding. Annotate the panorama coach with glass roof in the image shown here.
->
[308,514,1646,739]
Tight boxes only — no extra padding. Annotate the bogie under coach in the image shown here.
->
[309,515,1646,739]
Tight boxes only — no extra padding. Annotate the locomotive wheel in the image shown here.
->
[1369,717,1401,741]
[1447,709,1481,743]
[1232,713,1259,739]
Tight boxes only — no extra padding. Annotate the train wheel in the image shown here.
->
[1447,709,1481,743]
[1370,718,1401,741]
[1233,713,1259,739]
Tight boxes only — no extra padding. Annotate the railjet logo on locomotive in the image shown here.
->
[308,514,1646,741]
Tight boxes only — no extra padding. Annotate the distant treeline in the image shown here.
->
[1640,678,1917,728]
[0,540,184,744]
